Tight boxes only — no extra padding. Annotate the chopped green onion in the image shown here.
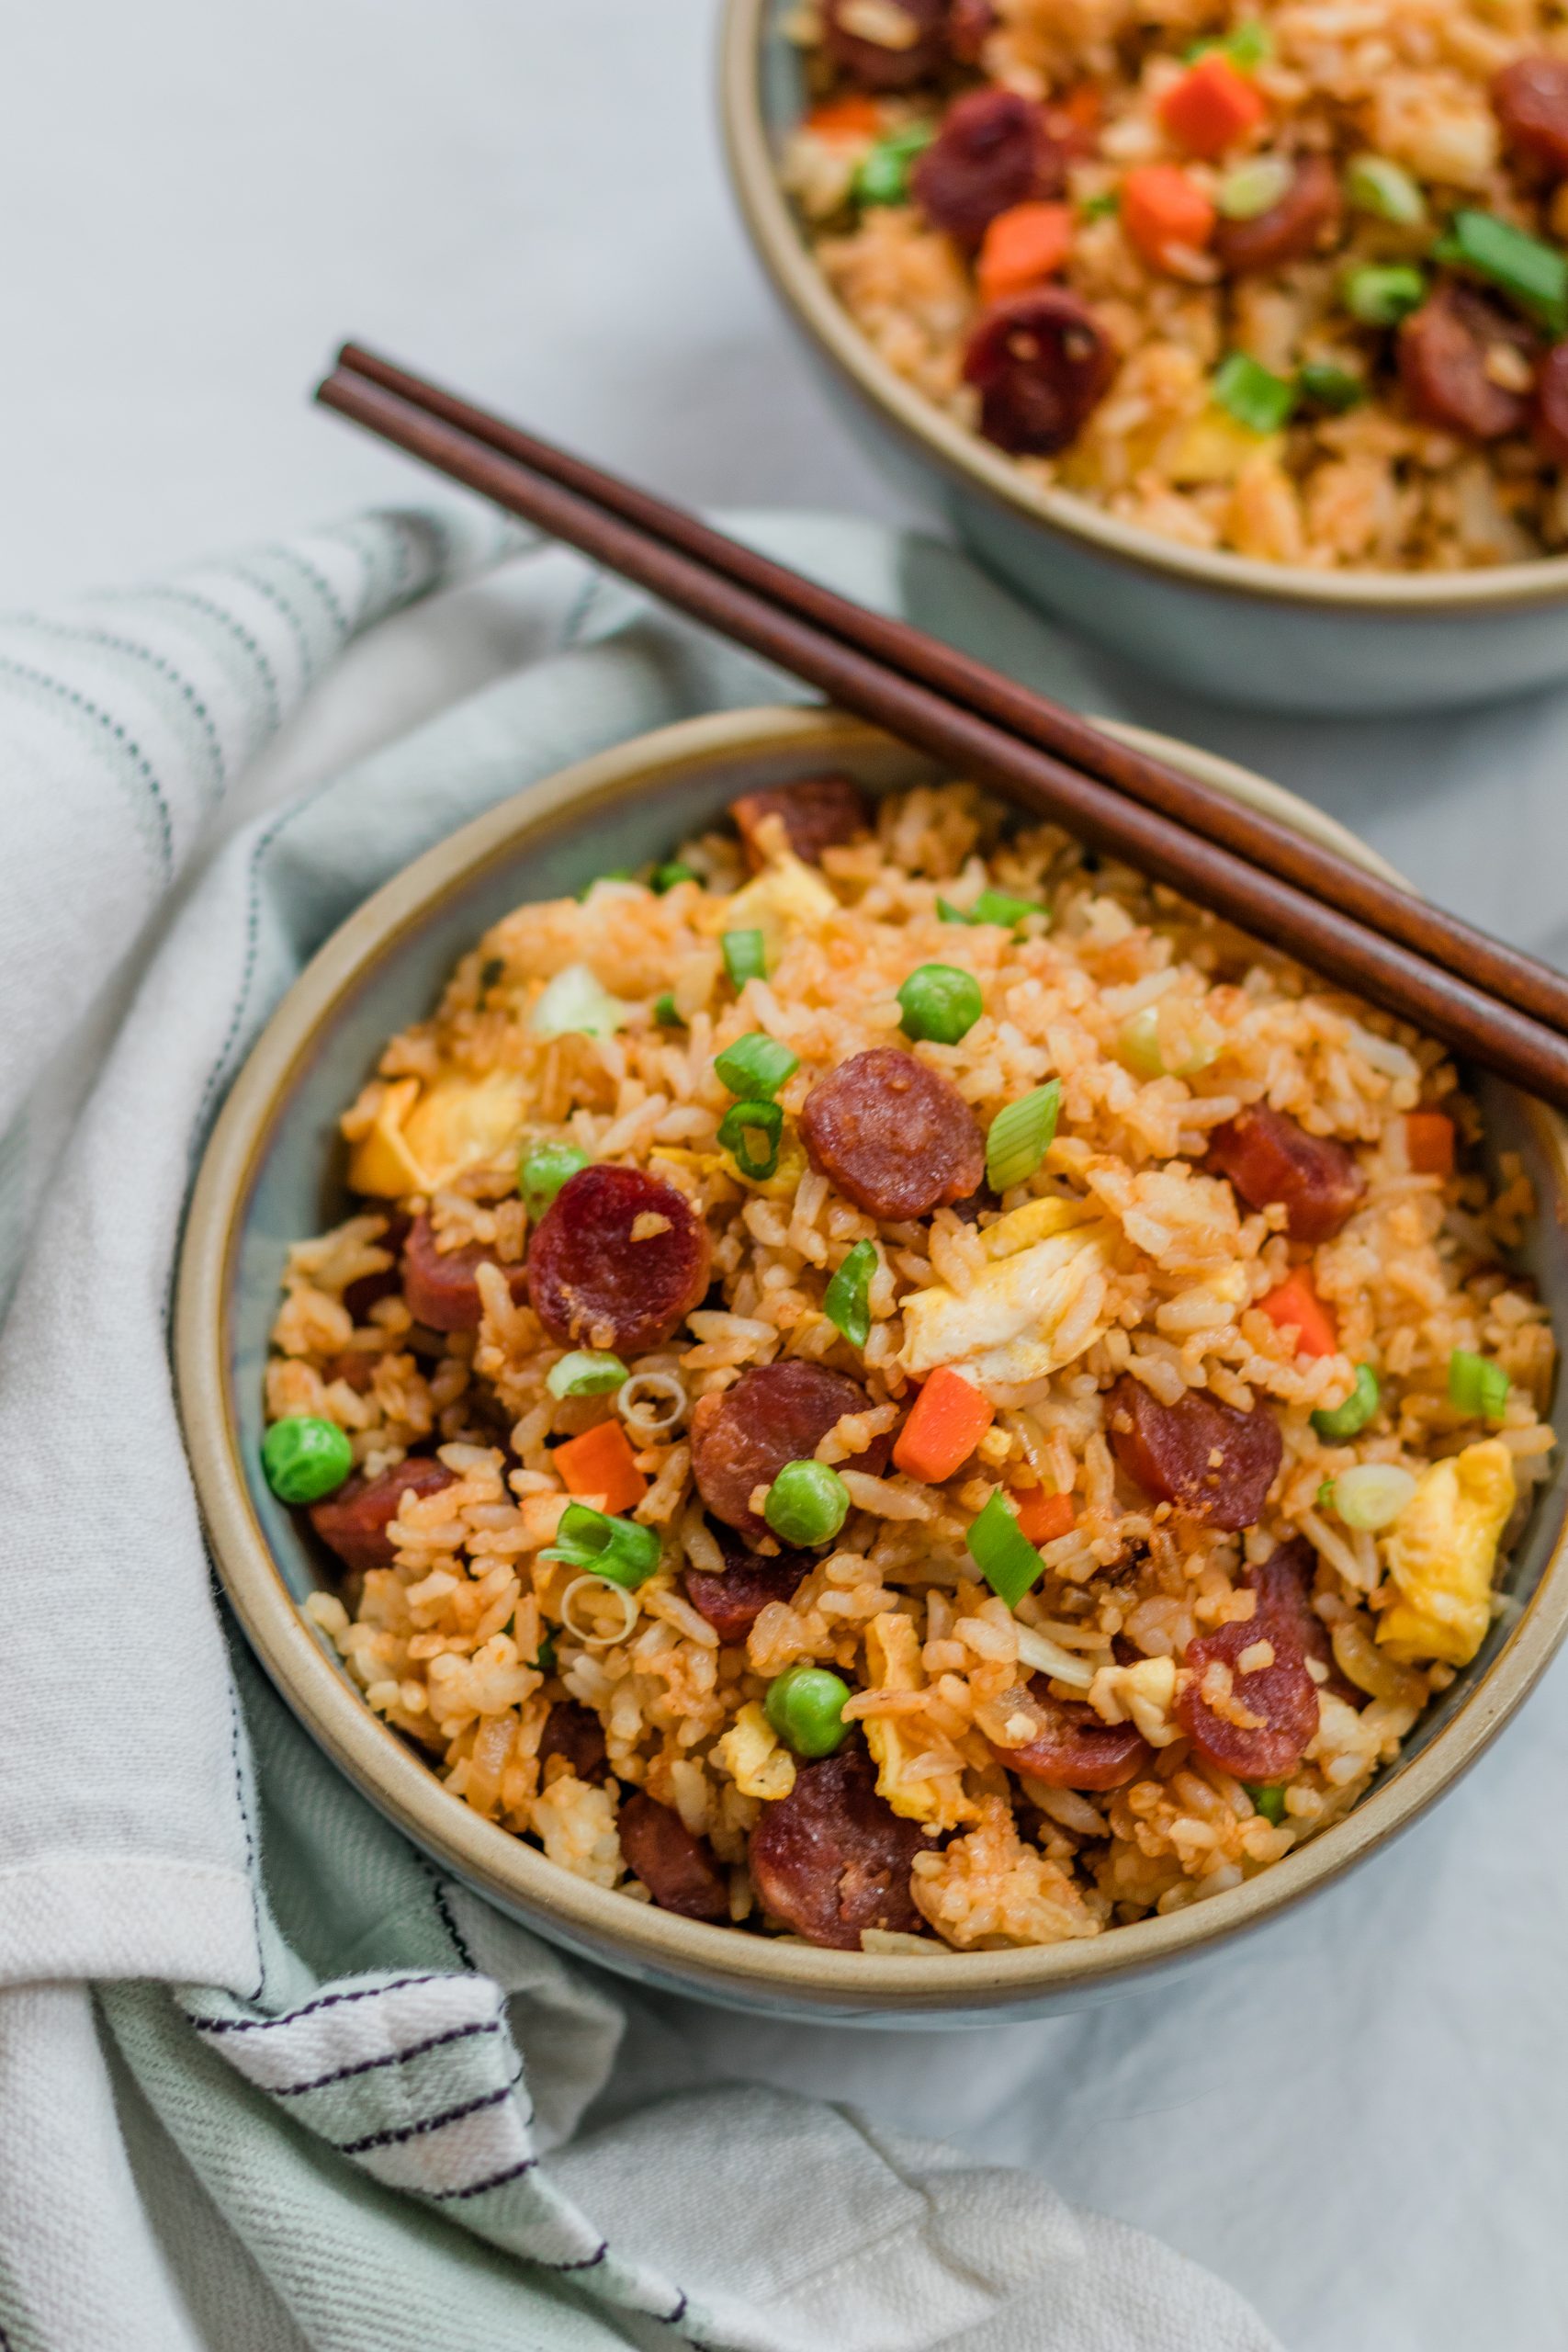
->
[1316,1477,1337,1511]
[1311,1363,1381,1442]
[1217,157,1293,221]
[1115,1005,1216,1081]
[1185,20,1270,64]
[262,1416,355,1504]
[764,1664,852,1758]
[966,1489,1047,1611]
[1448,1347,1510,1422]
[519,1139,589,1219]
[1080,190,1120,220]
[1213,351,1299,435]
[652,861,699,893]
[547,1351,628,1400]
[715,1031,799,1100]
[531,963,626,1039]
[985,1080,1062,1193]
[653,992,683,1027]
[937,898,969,923]
[723,928,767,989]
[717,1098,784,1182]
[824,1238,878,1349]
[1244,1781,1287,1825]
[577,869,635,901]
[1298,359,1365,413]
[532,1632,558,1675]
[1333,1462,1416,1531]
[764,1458,851,1547]
[1435,208,1568,334]
[541,1502,661,1589]
[854,120,935,208]
[1341,264,1426,325]
[897,962,983,1046]
[938,890,1044,931]
[1345,153,1426,228]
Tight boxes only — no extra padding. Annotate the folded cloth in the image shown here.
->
[0,506,1280,2352]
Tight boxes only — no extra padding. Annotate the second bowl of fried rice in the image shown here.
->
[723,0,1568,711]
[178,704,1568,2023]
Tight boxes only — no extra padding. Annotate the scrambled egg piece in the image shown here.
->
[712,851,838,962]
[1377,1439,1516,1668]
[712,1702,795,1803]
[899,1196,1117,1385]
[863,1611,976,1830]
[347,1069,528,1197]
[1168,412,1283,488]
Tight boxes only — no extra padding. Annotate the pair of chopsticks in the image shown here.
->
[317,340,1568,1114]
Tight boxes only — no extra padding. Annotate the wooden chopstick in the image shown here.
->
[332,338,1568,1044]
[315,356,1568,1114]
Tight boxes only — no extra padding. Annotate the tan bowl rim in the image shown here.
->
[178,703,1568,2007]
[719,0,1568,617]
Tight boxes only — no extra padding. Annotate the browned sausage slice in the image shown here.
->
[1213,154,1342,274]
[1247,1537,1361,1708]
[618,1792,729,1921]
[402,1215,529,1334]
[822,0,947,90]
[683,1534,813,1642]
[912,87,1066,245]
[309,1457,458,1575]
[799,1047,985,1221]
[749,1745,932,1948]
[962,288,1117,456]
[538,1700,611,1787]
[987,1676,1151,1790]
[1176,1605,1320,1781]
[527,1165,710,1356]
[730,775,870,871]
[1205,1103,1362,1242]
[691,1360,892,1544]
[1108,1375,1281,1532]
[1493,54,1568,175]
[1399,285,1536,441]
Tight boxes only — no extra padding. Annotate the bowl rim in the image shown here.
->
[719,0,1568,618]
[177,702,1568,2009]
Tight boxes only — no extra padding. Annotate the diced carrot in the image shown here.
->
[554,1419,648,1517]
[1048,81,1103,154]
[1157,52,1268,160]
[894,1366,995,1484]
[1121,164,1216,272]
[977,200,1076,305]
[805,95,882,141]
[1258,1268,1337,1359]
[1010,1487,1076,1545]
[1404,1112,1456,1177]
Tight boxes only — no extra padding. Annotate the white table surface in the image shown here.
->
[13,5,1568,2345]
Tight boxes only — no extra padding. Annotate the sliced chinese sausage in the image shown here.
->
[1398,285,1536,442]
[821,0,947,91]
[749,1744,931,1949]
[1247,1537,1361,1709]
[730,774,870,872]
[538,1700,610,1787]
[1205,1103,1362,1243]
[1213,155,1342,275]
[1493,54,1568,176]
[683,1532,813,1643]
[527,1164,710,1356]
[962,289,1117,457]
[912,88,1066,245]
[988,1675,1151,1791]
[1108,1374,1281,1533]
[1535,341,1568,462]
[309,1456,457,1576]
[343,1213,412,1323]
[691,1360,892,1545]
[799,1047,985,1221]
[618,1792,729,1923]
[1176,1604,1321,1781]
[402,1215,529,1335]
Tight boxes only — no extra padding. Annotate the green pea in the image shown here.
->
[519,1139,589,1219]
[1311,1363,1381,1442]
[1341,265,1426,326]
[1245,1781,1288,1826]
[897,962,983,1046]
[765,1664,852,1758]
[262,1416,355,1504]
[652,862,700,894]
[764,1458,851,1547]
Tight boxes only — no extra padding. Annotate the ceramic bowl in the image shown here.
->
[177,704,1568,2025]
[720,0,1568,717]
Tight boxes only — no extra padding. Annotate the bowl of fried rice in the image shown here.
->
[722,0,1568,712]
[177,704,1568,2023]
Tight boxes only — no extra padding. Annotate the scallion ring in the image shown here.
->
[617,1370,688,1442]
[1448,1347,1510,1422]
[824,1238,878,1349]
[966,1489,1046,1611]
[547,1351,628,1400]
[542,1502,661,1589]
[722,929,767,989]
[558,1575,639,1648]
[717,1098,784,1182]
[714,1031,799,1100]
[985,1080,1062,1193]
